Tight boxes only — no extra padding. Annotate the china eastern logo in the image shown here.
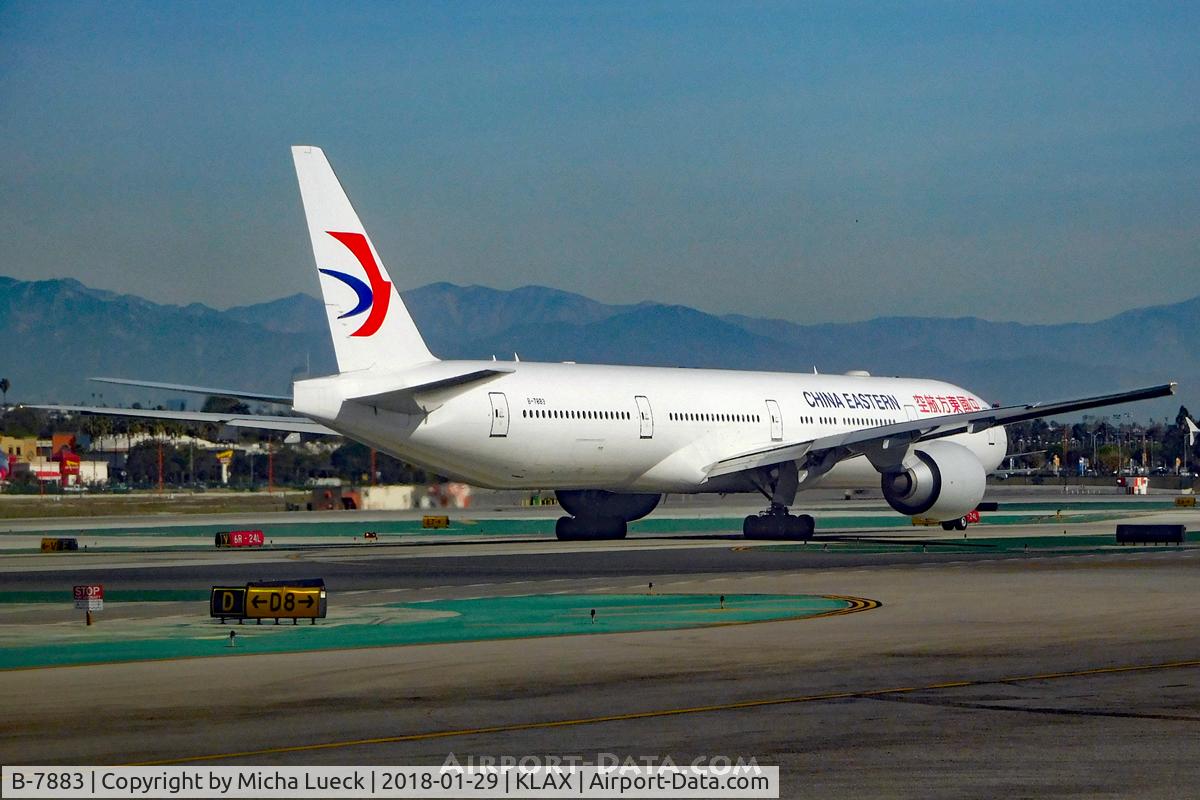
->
[318,231,391,337]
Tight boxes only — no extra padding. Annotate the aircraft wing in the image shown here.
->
[90,377,293,405]
[27,405,336,435]
[706,382,1176,480]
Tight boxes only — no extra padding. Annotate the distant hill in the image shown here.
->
[0,275,1194,417]
[0,276,335,408]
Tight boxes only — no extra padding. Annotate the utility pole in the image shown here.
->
[1061,427,1069,478]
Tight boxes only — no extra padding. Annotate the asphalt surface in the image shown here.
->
[1,512,1198,799]
[0,535,1119,592]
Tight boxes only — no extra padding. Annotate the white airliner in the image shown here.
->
[42,147,1176,540]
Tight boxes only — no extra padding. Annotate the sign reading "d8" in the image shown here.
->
[245,586,324,619]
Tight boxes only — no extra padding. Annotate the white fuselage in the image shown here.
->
[294,361,1008,493]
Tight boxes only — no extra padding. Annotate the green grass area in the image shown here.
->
[0,493,308,519]
[3,499,1189,553]
[7,517,560,540]
[0,589,211,604]
[8,508,1153,539]
[986,501,1181,512]
[0,593,853,670]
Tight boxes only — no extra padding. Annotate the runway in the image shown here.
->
[1,506,1198,798]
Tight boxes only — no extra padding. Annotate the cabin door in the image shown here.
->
[635,396,654,439]
[765,399,783,441]
[488,392,510,437]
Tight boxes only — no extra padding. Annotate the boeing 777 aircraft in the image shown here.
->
[40,146,1176,540]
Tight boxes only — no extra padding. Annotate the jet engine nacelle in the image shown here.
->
[880,441,986,521]
[556,490,662,522]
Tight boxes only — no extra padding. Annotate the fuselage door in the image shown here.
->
[766,399,783,441]
[488,392,510,437]
[635,395,654,439]
[904,404,918,421]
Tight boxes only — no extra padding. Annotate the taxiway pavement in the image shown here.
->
[0,508,1197,799]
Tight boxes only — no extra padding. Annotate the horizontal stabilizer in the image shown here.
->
[347,367,515,414]
[29,404,335,435]
[91,377,293,405]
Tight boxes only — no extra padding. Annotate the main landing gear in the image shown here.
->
[742,504,815,540]
[741,461,814,540]
[555,516,628,541]
[553,490,660,541]
[941,517,969,532]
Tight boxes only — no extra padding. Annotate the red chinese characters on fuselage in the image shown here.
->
[913,394,982,415]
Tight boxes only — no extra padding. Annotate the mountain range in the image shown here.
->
[0,275,1194,419]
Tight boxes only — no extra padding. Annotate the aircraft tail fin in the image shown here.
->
[291,145,436,373]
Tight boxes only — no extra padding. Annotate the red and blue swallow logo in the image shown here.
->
[318,231,391,337]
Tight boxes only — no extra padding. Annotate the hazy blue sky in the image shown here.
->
[1,1,1196,324]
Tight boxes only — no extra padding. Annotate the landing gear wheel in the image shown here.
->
[941,517,969,532]
[742,513,814,540]
[555,516,627,541]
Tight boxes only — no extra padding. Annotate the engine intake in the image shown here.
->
[880,441,986,521]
